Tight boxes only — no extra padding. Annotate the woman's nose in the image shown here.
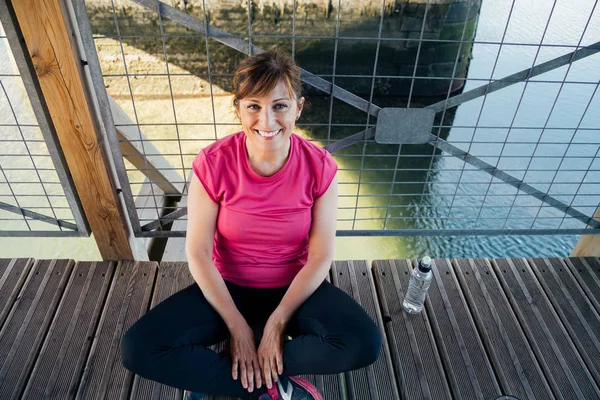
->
[258,108,275,125]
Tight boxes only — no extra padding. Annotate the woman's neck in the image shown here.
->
[245,137,291,177]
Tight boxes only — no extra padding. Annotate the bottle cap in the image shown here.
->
[418,256,432,272]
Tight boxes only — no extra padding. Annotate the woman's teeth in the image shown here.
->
[257,130,280,138]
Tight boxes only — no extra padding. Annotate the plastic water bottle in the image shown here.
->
[403,256,433,314]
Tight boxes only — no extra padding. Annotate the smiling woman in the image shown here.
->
[120,51,382,400]
[237,80,303,177]
[233,52,304,177]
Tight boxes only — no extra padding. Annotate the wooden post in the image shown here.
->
[571,206,600,257]
[10,0,134,260]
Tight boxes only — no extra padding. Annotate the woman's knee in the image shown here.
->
[120,324,152,374]
[364,322,383,366]
[351,321,383,369]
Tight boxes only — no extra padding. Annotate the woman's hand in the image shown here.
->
[230,322,262,392]
[257,315,286,389]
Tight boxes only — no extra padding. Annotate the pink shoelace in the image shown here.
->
[266,385,280,399]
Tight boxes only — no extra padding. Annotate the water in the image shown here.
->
[336,0,600,261]
[1,0,599,261]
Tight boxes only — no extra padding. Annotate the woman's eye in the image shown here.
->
[247,104,259,110]
[274,104,288,110]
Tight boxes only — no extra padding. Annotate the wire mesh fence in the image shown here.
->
[2,0,600,241]
[0,14,88,237]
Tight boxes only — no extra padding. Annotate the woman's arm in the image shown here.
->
[186,173,245,330]
[186,174,262,392]
[258,175,338,387]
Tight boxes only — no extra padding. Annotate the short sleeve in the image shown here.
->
[316,151,338,198]
[192,149,218,202]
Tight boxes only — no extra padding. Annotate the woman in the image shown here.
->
[120,51,382,400]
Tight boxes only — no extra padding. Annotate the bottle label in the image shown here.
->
[404,277,432,308]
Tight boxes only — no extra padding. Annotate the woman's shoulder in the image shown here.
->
[291,134,337,197]
[202,131,244,158]
[193,131,243,174]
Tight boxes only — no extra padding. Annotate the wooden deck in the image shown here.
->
[0,257,599,399]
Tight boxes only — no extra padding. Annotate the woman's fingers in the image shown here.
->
[262,356,273,389]
[253,358,262,390]
[229,322,258,390]
[240,358,248,389]
[270,356,279,383]
[238,355,262,392]
[231,356,238,380]
[246,360,254,392]
[276,351,284,375]
[258,348,279,389]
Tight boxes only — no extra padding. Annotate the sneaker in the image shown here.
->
[184,390,205,400]
[257,376,323,400]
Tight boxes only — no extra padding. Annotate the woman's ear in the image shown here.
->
[296,97,305,120]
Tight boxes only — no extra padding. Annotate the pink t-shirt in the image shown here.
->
[192,131,338,288]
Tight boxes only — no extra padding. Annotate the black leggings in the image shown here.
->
[120,280,382,399]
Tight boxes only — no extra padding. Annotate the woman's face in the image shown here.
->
[236,80,303,153]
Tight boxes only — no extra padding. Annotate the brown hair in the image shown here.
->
[233,51,303,108]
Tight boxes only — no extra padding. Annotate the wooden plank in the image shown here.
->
[373,260,452,399]
[0,259,74,399]
[294,372,345,400]
[22,261,115,399]
[528,258,600,388]
[424,258,501,399]
[372,259,451,400]
[563,257,600,314]
[206,392,235,400]
[332,260,397,400]
[0,259,34,331]
[493,258,600,399]
[130,261,194,399]
[11,0,133,259]
[453,258,554,400]
[75,261,157,399]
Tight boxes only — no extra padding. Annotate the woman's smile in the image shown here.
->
[255,129,282,139]
[237,79,304,160]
